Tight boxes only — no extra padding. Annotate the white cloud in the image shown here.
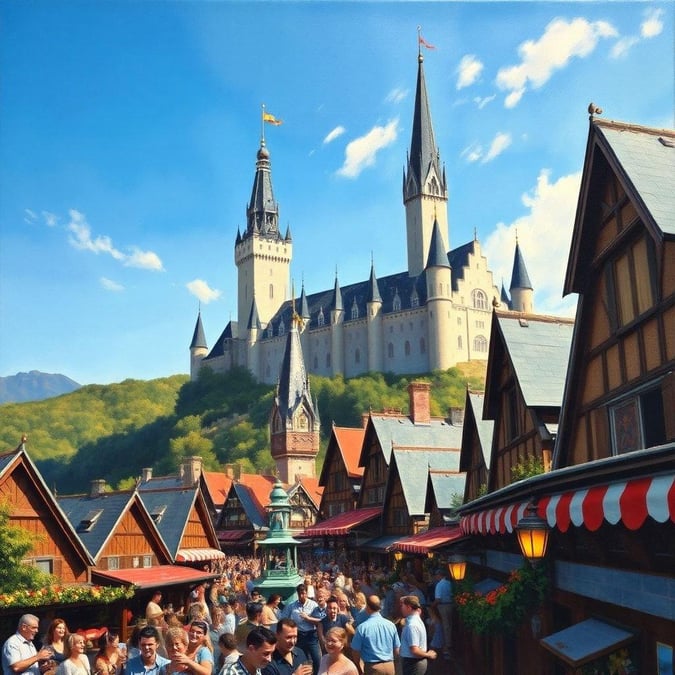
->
[457,55,484,90]
[100,277,124,292]
[483,132,512,163]
[187,279,221,303]
[385,87,409,104]
[336,119,399,179]
[483,169,582,316]
[66,209,164,271]
[611,36,639,59]
[474,94,496,110]
[42,211,58,227]
[496,17,618,107]
[641,8,664,38]
[462,144,483,163]
[24,208,37,224]
[323,126,346,145]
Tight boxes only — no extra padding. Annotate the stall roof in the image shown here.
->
[175,547,226,562]
[93,565,217,589]
[390,525,465,554]
[302,507,382,537]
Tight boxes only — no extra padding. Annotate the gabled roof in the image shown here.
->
[427,470,467,511]
[202,471,233,508]
[0,444,94,567]
[361,412,464,466]
[565,119,675,295]
[203,322,238,360]
[290,477,323,509]
[320,425,366,486]
[485,312,574,416]
[389,447,463,516]
[222,474,277,530]
[460,392,494,471]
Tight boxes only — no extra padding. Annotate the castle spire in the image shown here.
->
[367,259,382,303]
[509,239,534,313]
[425,218,450,269]
[245,138,280,239]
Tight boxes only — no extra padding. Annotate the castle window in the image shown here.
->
[351,298,359,320]
[405,340,411,356]
[457,317,462,325]
[472,289,487,310]
[476,320,485,329]
[420,337,426,354]
[269,283,274,299]
[411,291,419,308]
[317,308,325,327]
[473,335,488,352]
[387,343,394,358]
[458,335,463,349]
[355,348,361,364]
[393,291,401,312]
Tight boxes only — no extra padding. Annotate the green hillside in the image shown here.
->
[0,364,485,494]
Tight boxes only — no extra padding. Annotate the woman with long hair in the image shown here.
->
[317,628,358,675]
[42,619,69,666]
[182,621,214,675]
[93,631,124,675]
[56,635,90,675]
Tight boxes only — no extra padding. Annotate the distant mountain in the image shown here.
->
[0,371,81,404]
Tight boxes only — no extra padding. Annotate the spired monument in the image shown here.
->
[254,478,305,602]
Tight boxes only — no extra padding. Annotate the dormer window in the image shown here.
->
[278,319,285,336]
[317,307,325,327]
[351,298,359,320]
[77,509,103,532]
[150,505,167,524]
[393,290,402,312]
[267,324,274,338]
[411,290,419,308]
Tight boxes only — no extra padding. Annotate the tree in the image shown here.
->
[0,502,52,593]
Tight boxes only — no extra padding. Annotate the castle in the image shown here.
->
[189,50,534,385]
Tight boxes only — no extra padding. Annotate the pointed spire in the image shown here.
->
[190,310,207,349]
[500,280,511,307]
[245,138,280,239]
[300,282,310,320]
[425,218,450,269]
[332,270,343,311]
[247,296,261,330]
[404,48,445,201]
[277,317,312,420]
[284,223,292,241]
[509,239,533,291]
[235,228,242,245]
[367,259,382,303]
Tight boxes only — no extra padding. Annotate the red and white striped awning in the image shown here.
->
[175,547,227,562]
[460,473,675,535]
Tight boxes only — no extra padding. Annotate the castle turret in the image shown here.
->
[235,140,292,335]
[366,261,383,372]
[425,219,453,370]
[247,296,261,379]
[330,274,344,376]
[189,311,208,381]
[404,49,448,277]
[269,315,320,483]
[509,239,534,313]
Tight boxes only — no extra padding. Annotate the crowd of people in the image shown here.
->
[1,553,454,675]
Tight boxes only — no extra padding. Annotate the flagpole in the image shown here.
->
[417,25,422,58]
[261,103,266,145]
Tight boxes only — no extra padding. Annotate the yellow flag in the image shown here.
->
[263,112,283,126]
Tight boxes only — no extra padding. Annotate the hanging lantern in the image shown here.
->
[516,503,550,563]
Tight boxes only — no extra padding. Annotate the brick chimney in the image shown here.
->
[141,467,153,483]
[182,456,203,487]
[408,381,431,425]
[90,479,106,497]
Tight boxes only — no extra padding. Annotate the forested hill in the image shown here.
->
[0,364,485,495]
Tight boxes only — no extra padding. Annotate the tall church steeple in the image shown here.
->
[270,315,320,484]
[235,138,292,332]
[404,49,448,277]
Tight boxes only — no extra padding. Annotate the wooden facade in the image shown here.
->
[0,445,91,583]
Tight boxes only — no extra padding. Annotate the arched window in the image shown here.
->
[411,290,419,308]
[404,340,411,356]
[420,337,426,354]
[472,289,487,310]
[393,290,401,312]
[351,298,359,320]
[317,307,325,327]
[474,335,488,352]
[355,348,361,364]
[387,343,394,358]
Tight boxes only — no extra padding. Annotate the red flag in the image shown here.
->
[419,35,436,50]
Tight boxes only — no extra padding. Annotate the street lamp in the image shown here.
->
[393,551,404,562]
[447,554,467,582]
[516,503,550,564]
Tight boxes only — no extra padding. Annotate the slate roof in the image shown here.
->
[365,413,464,466]
[234,480,272,530]
[596,120,675,236]
[276,321,312,420]
[203,322,238,361]
[447,241,478,292]
[391,448,462,516]
[137,487,198,557]
[428,470,467,510]
[58,491,137,560]
[496,314,574,408]
[509,241,532,290]
[468,392,494,469]
[190,312,207,349]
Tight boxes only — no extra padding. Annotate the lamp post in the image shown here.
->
[447,554,467,582]
[515,503,550,564]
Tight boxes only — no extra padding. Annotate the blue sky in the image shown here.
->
[1,1,672,385]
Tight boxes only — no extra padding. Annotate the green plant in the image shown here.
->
[455,562,548,635]
[0,584,135,609]
[511,454,545,481]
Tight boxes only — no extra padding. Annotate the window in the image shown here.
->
[404,340,411,356]
[351,299,359,320]
[473,335,488,352]
[472,289,487,310]
[609,381,666,455]
[107,556,120,571]
[458,335,462,349]
[387,343,394,358]
[34,559,53,574]
[278,319,285,336]
[269,283,274,299]
[475,320,485,329]
[317,308,325,327]
[411,291,419,308]
[143,555,152,568]
[393,292,401,312]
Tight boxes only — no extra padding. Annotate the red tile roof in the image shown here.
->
[334,426,366,477]
[202,471,232,507]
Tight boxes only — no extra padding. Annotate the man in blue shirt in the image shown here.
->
[261,620,311,675]
[124,626,169,675]
[351,596,400,675]
[281,585,320,673]
[2,615,53,675]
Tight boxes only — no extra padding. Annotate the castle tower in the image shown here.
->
[509,239,534,313]
[425,219,453,370]
[403,49,448,277]
[366,261,383,372]
[330,274,344,376]
[269,315,320,483]
[189,311,208,381]
[235,139,292,332]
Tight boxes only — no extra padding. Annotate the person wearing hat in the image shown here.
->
[399,596,436,675]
